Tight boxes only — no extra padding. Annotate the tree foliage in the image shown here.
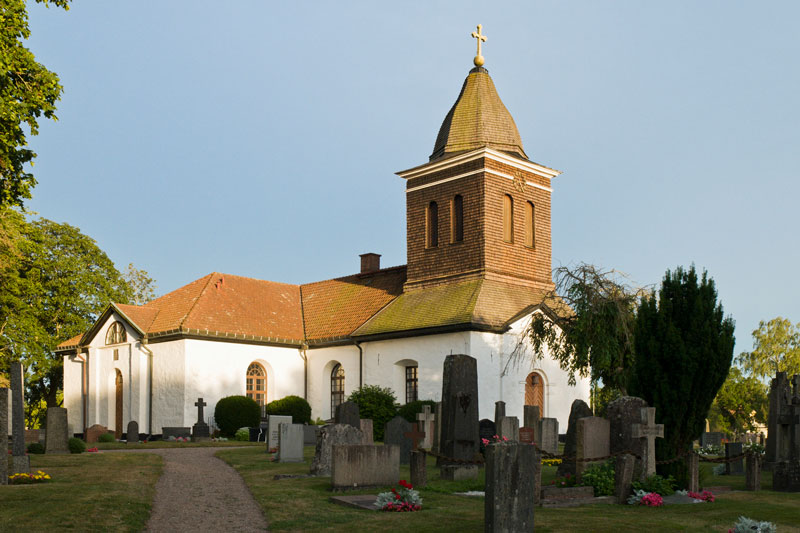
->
[1,0,71,208]
[631,265,735,486]
[122,262,157,305]
[735,317,800,380]
[347,385,398,442]
[708,366,767,436]
[517,263,648,394]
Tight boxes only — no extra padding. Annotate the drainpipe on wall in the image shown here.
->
[355,341,363,388]
[139,338,154,436]
[300,343,308,400]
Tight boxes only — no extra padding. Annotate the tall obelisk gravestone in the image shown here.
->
[440,354,479,462]
[11,362,31,474]
[1,387,9,485]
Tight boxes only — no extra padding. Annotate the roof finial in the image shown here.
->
[471,24,487,67]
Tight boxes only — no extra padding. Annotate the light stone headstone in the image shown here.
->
[576,416,610,477]
[277,423,305,462]
[539,418,559,455]
[432,402,442,454]
[334,401,360,430]
[410,450,427,488]
[359,419,374,444]
[10,362,30,474]
[267,415,292,451]
[524,405,540,430]
[439,354,479,463]
[557,399,593,477]
[745,452,761,491]
[331,444,399,490]
[44,407,69,454]
[384,415,412,464]
[484,442,536,532]
[416,405,435,449]
[631,407,664,478]
[310,423,364,476]
[497,416,520,442]
[0,388,9,485]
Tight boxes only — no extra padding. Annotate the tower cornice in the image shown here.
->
[396,147,561,182]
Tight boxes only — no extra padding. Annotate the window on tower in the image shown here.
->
[451,195,464,243]
[405,365,418,404]
[503,194,514,243]
[524,201,535,248]
[426,201,439,248]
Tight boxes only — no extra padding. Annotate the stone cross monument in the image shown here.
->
[416,405,435,449]
[191,397,211,441]
[631,407,664,477]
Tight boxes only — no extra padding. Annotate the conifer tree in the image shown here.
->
[631,266,735,485]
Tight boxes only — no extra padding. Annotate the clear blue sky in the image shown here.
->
[25,1,800,353]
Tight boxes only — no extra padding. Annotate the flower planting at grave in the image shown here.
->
[627,489,663,507]
[480,434,508,446]
[374,480,423,512]
[549,473,579,488]
[729,516,777,533]
[542,457,562,466]
[687,490,715,503]
[87,447,99,453]
[8,470,52,484]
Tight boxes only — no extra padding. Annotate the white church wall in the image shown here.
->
[63,354,83,434]
[307,345,360,420]
[181,339,304,429]
[150,339,186,432]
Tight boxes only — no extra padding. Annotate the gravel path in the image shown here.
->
[114,447,269,532]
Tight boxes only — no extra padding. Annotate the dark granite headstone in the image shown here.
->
[772,460,800,492]
[479,419,497,443]
[524,405,540,430]
[439,354,479,463]
[192,398,210,441]
[688,453,699,493]
[303,424,321,445]
[494,401,506,423]
[614,453,635,504]
[10,362,30,474]
[485,442,536,532]
[700,432,724,447]
[725,442,744,475]
[334,401,360,430]
[766,372,792,465]
[557,399,593,477]
[607,396,649,480]
[410,450,427,488]
[745,452,761,491]
[127,420,140,444]
[162,427,191,439]
[0,388,9,485]
[384,415,412,464]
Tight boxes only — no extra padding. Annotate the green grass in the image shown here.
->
[1,452,162,532]
[94,440,262,450]
[218,446,800,533]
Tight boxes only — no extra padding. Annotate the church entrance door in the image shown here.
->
[525,372,544,418]
[115,369,123,439]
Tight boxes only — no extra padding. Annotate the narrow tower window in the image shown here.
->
[426,201,439,248]
[405,366,418,404]
[502,194,514,243]
[524,201,535,248]
[331,363,345,417]
[450,195,464,243]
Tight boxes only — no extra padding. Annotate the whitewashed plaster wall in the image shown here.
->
[306,345,361,420]
[63,354,83,434]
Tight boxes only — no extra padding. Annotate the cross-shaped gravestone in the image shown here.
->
[631,407,664,477]
[195,398,207,424]
[404,422,426,451]
[416,405,435,449]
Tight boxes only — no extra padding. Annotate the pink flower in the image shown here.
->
[481,438,489,445]
[640,493,663,507]
[502,436,508,441]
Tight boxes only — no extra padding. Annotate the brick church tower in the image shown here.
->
[398,64,560,293]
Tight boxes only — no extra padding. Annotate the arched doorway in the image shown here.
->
[115,369,123,439]
[525,372,544,418]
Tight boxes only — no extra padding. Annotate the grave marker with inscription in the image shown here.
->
[631,407,664,478]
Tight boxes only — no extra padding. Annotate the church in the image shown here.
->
[57,31,591,438]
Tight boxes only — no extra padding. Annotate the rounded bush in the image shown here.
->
[264,395,312,425]
[98,433,115,443]
[347,385,397,442]
[68,437,86,454]
[397,400,438,424]
[26,442,45,454]
[214,395,260,437]
[234,428,250,441]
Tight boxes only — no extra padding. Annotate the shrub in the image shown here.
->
[580,460,615,496]
[265,395,312,424]
[731,517,776,533]
[26,442,45,454]
[234,428,250,441]
[632,473,676,496]
[98,433,115,443]
[347,385,398,442]
[397,400,437,424]
[214,395,261,437]
[68,437,86,454]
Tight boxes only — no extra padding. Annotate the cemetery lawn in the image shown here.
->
[95,440,263,450]
[1,452,161,532]
[219,447,800,532]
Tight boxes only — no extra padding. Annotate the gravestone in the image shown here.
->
[192,397,211,441]
[576,416,610,477]
[410,450,427,488]
[688,453,699,493]
[479,419,497,444]
[532,447,542,506]
[334,401,360,430]
[277,423,305,463]
[524,405,540,430]
[44,407,69,454]
[484,442,536,532]
[632,407,664,478]
[439,354,479,463]
[303,424,320,445]
[497,416,519,442]
[766,372,792,465]
[725,442,744,475]
[607,396,649,480]
[267,415,292,451]
[162,427,190,439]
[86,424,110,443]
[384,415,412,464]
[331,444,399,490]
[25,429,40,444]
[745,452,761,491]
[494,401,506,423]
[614,453,635,504]
[359,419,374,444]
[0,387,9,485]
[772,460,800,492]
[404,422,426,452]
[310,424,364,476]
[539,418,559,455]
[127,420,140,444]
[416,405,435,449]
[557,399,593,477]
[700,432,724,447]
[432,402,442,454]
[10,362,30,474]
[519,427,535,445]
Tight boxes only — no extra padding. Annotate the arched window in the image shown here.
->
[525,372,544,417]
[405,365,418,404]
[502,194,514,243]
[331,363,345,417]
[246,362,267,408]
[450,195,463,243]
[105,321,127,345]
[524,201,535,248]
[426,201,439,248]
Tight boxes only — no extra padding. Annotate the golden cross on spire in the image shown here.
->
[471,24,487,67]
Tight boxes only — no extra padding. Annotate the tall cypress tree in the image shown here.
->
[631,266,735,485]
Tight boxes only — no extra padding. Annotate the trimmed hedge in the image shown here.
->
[214,395,261,437]
[68,437,86,454]
[98,433,115,443]
[264,395,311,424]
[398,399,438,424]
[347,385,397,442]
[26,442,45,454]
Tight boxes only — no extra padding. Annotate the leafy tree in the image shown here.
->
[708,366,767,437]
[517,263,648,394]
[122,262,157,305]
[347,385,397,442]
[735,317,800,380]
[1,0,71,208]
[631,266,735,486]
